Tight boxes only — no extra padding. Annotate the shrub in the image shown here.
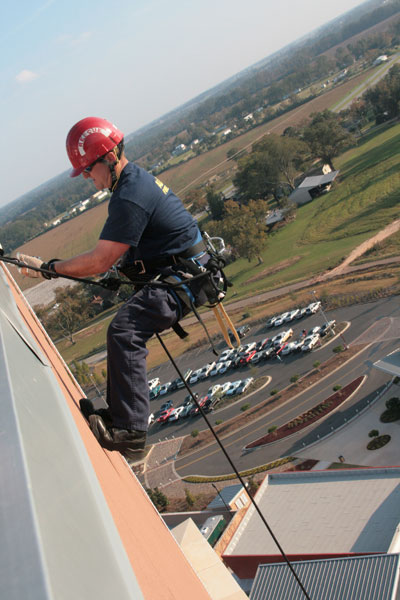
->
[241,403,251,412]
[386,397,400,410]
[368,429,379,438]
[313,361,321,369]
[215,420,223,425]
[333,384,342,391]
[333,345,344,353]
[268,425,277,434]
[270,389,279,395]
[367,434,391,450]
[185,488,195,508]
[290,374,299,383]
[191,429,199,437]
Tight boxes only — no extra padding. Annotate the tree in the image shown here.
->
[206,186,225,220]
[233,134,308,202]
[220,199,268,264]
[302,110,355,170]
[146,487,169,512]
[35,284,92,344]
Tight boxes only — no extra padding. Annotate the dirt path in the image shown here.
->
[316,219,400,282]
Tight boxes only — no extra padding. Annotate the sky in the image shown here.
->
[0,0,367,209]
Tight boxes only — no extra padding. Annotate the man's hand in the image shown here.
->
[17,253,44,278]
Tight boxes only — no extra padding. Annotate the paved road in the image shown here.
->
[147,296,400,476]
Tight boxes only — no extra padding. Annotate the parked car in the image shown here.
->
[286,308,300,321]
[266,316,277,328]
[148,377,160,390]
[168,406,186,422]
[189,395,209,417]
[198,362,216,380]
[239,350,257,365]
[150,385,161,400]
[180,403,194,418]
[306,301,321,315]
[159,382,171,396]
[263,346,277,359]
[255,338,270,352]
[157,407,174,423]
[226,380,242,396]
[176,369,193,389]
[302,335,320,352]
[219,381,233,397]
[210,362,224,377]
[236,377,254,395]
[229,325,250,342]
[281,342,296,355]
[148,413,155,425]
[296,308,308,319]
[218,348,235,363]
[208,383,222,397]
[189,369,203,385]
[160,399,173,412]
[320,320,336,337]
[293,338,305,352]
[219,360,232,374]
[274,312,290,327]
[272,328,293,347]
[237,325,251,337]
[250,351,264,364]
[307,326,321,337]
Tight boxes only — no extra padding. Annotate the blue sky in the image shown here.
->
[1,0,366,209]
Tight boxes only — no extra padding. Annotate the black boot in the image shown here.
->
[88,414,148,465]
[80,398,113,425]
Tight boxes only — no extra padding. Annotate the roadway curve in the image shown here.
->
[148,297,400,477]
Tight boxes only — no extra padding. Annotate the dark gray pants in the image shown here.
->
[106,285,180,431]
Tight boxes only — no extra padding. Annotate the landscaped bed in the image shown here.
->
[244,375,365,449]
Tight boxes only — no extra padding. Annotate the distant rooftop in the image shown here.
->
[224,468,400,561]
[250,553,400,600]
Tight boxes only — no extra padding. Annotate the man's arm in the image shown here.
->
[53,239,130,277]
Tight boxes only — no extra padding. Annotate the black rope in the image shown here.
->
[155,332,312,600]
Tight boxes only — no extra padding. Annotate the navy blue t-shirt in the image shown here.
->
[100,162,201,260]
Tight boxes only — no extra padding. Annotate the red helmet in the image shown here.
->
[66,117,124,177]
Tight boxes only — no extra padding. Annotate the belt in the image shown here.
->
[129,239,206,275]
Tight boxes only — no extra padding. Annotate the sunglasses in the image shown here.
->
[84,156,104,174]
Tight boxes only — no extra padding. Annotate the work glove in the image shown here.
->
[17,253,59,279]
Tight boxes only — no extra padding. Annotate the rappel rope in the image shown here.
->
[0,242,311,598]
[156,332,311,600]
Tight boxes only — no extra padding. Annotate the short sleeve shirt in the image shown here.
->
[100,162,200,260]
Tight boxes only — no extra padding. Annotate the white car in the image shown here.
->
[306,301,321,315]
[240,342,257,353]
[168,406,186,422]
[208,383,222,397]
[266,316,277,328]
[219,381,232,397]
[159,382,171,396]
[148,377,160,390]
[307,326,321,337]
[237,377,254,394]
[219,360,232,374]
[210,362,224,376]
[274,312,290,327]
[148,412,155,425]
[199,362,216,380]
[272,328,293,347]
[302,334,320,352]
[286,309,300,321]
[218,348,235,363]
[226,380,242,396]
[281,342,296,355]
[189,369,203,385]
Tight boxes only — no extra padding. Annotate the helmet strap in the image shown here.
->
[109,147,121,192]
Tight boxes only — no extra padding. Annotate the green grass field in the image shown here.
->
[219,121,400,300]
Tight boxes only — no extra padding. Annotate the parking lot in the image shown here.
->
[146,301,341,440]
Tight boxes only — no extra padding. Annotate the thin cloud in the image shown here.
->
[16,70,38,83]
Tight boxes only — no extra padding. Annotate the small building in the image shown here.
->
[244,114,254,122]
[288,171,339,205]
[207,484,250,512]
[373,55,388,66]
[172,143,187,157]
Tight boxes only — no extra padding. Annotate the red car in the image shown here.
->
[189,395,209,417]
[239,350,257,365]
[157,407,174,423]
